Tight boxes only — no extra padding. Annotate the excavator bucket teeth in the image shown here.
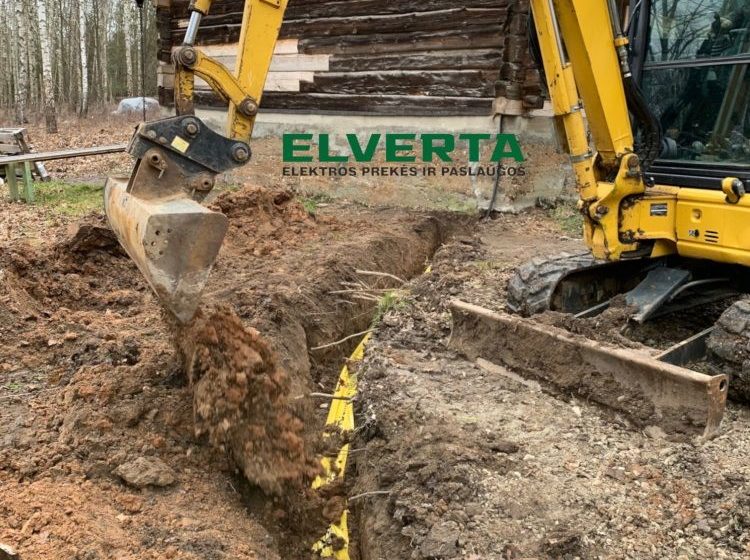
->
[104,176,228,323]
[449,300,728,438]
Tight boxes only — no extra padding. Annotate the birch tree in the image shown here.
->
[0,0,11,106]
[14,0,28,123]
[0,0,158,119]
[123,3,134,97]
[78,0,88,115]
[37,0,57,131]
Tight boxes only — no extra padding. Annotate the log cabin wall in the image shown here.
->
[155,0,544,117]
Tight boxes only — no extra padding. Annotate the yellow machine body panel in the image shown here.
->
[621,184,750,265]
[675,189,750,266]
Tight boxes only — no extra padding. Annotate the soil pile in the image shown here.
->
[173,305,320,495]
[536,295,645,349]
[211,186,316,258]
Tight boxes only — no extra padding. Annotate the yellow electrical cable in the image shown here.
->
[312,333,372,559]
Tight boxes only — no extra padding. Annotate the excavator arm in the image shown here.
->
[529,0,646,260]
[530,0,744,263]
[173,0,287,140]
[104,0,288,323]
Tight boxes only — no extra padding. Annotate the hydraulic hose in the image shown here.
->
[623,75,662,171]
[607,0,662,173]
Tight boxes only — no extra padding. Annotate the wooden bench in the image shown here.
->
[0,128,49,203]
[0,137,128,204]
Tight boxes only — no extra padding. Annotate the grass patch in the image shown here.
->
[432,192,477,214]
[371,290,409,327]
[3,381,23,392]
[217,182,244,193]
[35,180,103,216]
[549,202,583,236]
[299,192,334,215]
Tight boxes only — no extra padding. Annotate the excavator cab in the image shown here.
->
[630,0,750,187]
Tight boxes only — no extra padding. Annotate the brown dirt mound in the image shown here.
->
[211,186,317,258]
[173,304,321,495]
[535,295,644,349]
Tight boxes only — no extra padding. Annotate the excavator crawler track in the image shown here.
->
[707,299,750,402]
[506,251,600,316]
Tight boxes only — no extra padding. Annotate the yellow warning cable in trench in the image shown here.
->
[311,332,372,559]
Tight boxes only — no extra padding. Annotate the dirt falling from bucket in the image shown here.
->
[172,304,321,495]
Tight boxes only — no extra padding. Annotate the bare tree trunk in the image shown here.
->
[123,3,134,97]
[14,0,28,123]
[55,0,65,106]
[27,0,41,107]
[37,0,57,132]
[70,0,80,109]
[98,0,110,102]
[78,0,88,115]
[0,0,10,106]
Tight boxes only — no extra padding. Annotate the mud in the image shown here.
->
[536,294,736,355]
[0,184,465,559]
[537,296,644,349]
[173,305,320,495]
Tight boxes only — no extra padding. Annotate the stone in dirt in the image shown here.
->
[488,438,520,454]
[0,543,19,560]
[644,425,667,440]
[420,520,461,558]
[113,457,176,488]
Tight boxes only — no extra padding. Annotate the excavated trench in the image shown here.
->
[182,196,469,558]
[167,188,471,558]
[0,185,470,559]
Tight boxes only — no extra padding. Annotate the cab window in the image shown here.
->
[641,0,750,164]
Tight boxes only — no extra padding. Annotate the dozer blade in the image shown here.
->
[449,300,727,437]
[105,176,228,323]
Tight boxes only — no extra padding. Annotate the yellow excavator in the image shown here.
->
[451,0,750,438]
[105,0,749,437]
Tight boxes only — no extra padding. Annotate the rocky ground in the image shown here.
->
[352,216,750,560]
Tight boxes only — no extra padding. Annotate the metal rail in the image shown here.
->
[0,144,127,165]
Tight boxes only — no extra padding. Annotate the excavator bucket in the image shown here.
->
[449,300,728,437]
[103,117,248,323]
[105,174,227,323]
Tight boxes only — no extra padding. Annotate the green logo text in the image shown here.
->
[282,133,524,163]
